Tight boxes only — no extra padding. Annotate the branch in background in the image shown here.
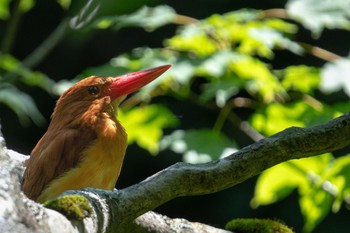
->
[298,42,341,62]
[260,8,342,62]
[260,8,289,20]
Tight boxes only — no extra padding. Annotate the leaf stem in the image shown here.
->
[298,42,341,62]
[1,0,22,53]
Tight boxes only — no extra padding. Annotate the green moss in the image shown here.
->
[44,195,92,220]
[225,218,294,233]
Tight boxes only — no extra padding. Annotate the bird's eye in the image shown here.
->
[88,86,100,95]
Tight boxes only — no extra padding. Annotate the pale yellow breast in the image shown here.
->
[37,121,127,203]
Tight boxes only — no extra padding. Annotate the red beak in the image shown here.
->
[105,64,171,100]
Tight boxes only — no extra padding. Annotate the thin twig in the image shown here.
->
[260,8,289,20]
[173,14,199,25]
[1,0,22,53]
[298,42,341,62]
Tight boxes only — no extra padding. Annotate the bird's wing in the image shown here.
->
[21,128,97,201]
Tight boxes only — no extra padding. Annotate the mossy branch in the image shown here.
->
[65,112,350,232]
[2,113,350,232]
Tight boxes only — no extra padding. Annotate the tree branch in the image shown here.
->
[67,112,350,232]
[1,113,350,232]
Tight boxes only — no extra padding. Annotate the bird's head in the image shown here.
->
[50,65,171,128]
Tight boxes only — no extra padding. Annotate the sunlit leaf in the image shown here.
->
[324,155,350,212]
[253,154,334,232]
[287,0,350,37]
[198,50,239,77]
[230,57,286,103]
[251,154,332,207]
[0,0,10,19]
[299,186,333,233]
[168,10,299,58]
[93,5,176,31]
[19,0,35,12]
[320,58,350,97]
[167,24,218,57]
[281,65,320,93]
[160,129,237,163]
[118,105,178,154]
[242,26,303,57]
[251,102,350,136]
[57,0,71,10]
[251,162,304,208]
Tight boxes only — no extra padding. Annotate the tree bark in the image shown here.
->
[1,113,350,232]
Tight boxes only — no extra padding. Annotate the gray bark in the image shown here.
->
[1,113,350,232]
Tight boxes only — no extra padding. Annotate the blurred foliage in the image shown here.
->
[1,0,350,232]
[118,104,179,155]
[286,0,350,37]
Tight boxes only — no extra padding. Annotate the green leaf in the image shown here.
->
[118,105,178,154]
[160,129,237,163]
[324,155,350,212]
[287,0,350,37]
[320,58,350,97]
[57,0,71,10]
[242,25,303,57]
[167,24,218,57]
[93,5,176,31]
[251,101,350,136]
[0,0,10,19]
[252,154,334,232]
[0,54,54,92]
[198,50,239,77]
[0,84,45,126]
[19,0,35,13]
[299,186,333,233]
[200,80,240,108]
[252,154,332,207]
[230,57,286,103]
[281,65,320,93]
[168,10,299,58]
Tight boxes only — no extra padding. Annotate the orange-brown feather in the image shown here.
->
[21,76,128,202]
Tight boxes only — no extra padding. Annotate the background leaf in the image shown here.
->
[287,0,350,37]
[320,58,350,97]
[118,104,178,154]
[160,129,237,163]
[0,85,45,126]
[93,5,176,31]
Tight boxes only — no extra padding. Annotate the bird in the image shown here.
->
[21,64,171,203]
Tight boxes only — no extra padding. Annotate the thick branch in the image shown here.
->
[68,113,350,232]
[2,113,350,232]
